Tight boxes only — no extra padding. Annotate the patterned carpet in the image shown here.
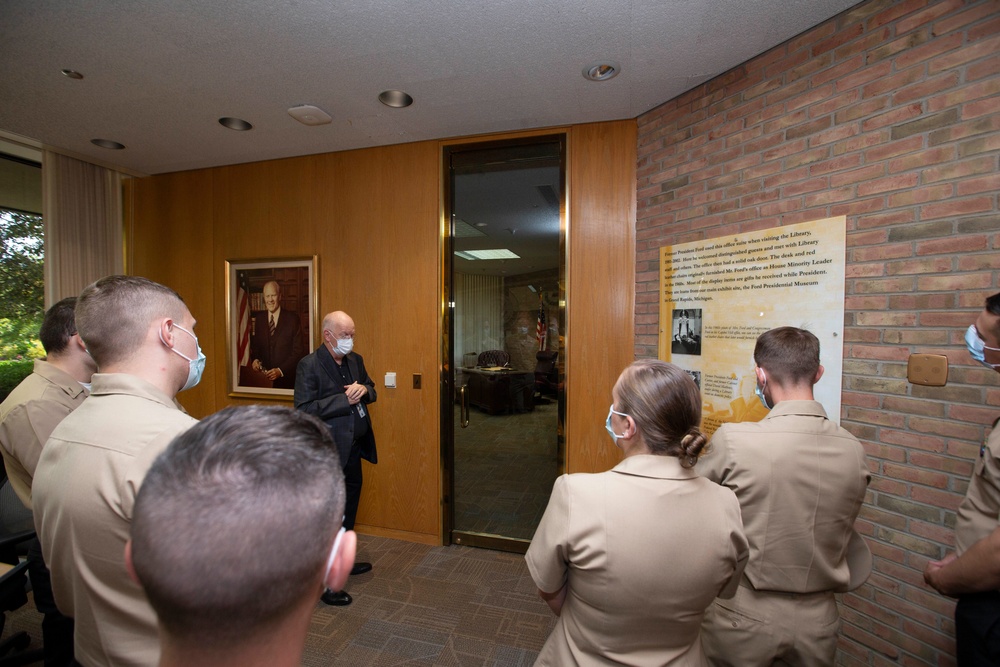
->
[453,399,560,541]
[2,535,557,666]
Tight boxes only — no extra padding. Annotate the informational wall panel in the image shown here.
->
[659,216,847,436]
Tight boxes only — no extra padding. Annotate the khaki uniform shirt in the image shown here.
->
[0,360,87,508]
[955,421,1000,556]
[33,373,197,667]
[699,400,871,593]
[526,455,748,666]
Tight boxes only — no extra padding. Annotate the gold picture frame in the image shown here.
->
[225,256,318,399]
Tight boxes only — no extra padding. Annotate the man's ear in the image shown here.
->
[814,364,825,385]
[157,318,176,347]
[324,530,357,594]
[124,540,141,585]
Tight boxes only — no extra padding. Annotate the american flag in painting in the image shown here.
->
[536,302,547,351]
[237,272,251,367]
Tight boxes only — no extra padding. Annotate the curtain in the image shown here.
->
[42,151,123,306]
[454,273,503,366]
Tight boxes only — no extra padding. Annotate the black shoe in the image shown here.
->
[321,589,352,606]
[350,561,373,576]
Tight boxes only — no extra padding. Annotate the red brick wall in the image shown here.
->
[635,0,999,664]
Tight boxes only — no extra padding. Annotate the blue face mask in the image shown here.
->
[965,324,1000,369]
[605,404,629,445]
[161,324,206,391]
[335,337,354,357]
[754,369,772,410]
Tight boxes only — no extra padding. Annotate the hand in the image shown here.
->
[924,552,958,595]
[264,368,281,381]
[252,359,263,372]
[344,382,367,404]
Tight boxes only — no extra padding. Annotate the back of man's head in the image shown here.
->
[985,292,1000,331]
[754,326,821,386]
[38,297,78,356]
[129,405,345,649]
[75,275,186,368]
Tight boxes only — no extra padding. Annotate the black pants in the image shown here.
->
[343,443,363,531]
[26,539,75,667]
[956,591,1000,666]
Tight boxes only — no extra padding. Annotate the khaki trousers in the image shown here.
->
[701,583,839,667]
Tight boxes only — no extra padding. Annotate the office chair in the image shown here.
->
[0,474,43,666]
[477,350,510,368]
[534,351,559,398]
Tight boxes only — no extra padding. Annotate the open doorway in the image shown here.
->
[442,135,566,553]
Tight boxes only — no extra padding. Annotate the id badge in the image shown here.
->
[357,403,366,418]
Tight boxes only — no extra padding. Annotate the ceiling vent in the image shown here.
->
[287,105,332,126]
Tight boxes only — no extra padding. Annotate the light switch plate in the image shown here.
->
[907,353,948,387]
[385,372,396,388]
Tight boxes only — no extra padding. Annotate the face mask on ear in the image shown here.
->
[322,526,347,585]
[160,324,206,391]
[965,324,1000,369]
[605,404,629,446]
[754,368,772,410]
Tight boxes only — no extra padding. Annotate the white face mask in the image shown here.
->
[965,324,1000,369]
[322,526,347,585]
[334,337,354,357]
[605,404,629,446]
[160,324,206,391]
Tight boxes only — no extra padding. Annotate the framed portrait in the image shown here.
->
[225,257,317,399]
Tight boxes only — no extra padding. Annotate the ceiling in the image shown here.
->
[1,0,860,176]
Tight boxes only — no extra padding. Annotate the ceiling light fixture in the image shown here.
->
[287,104,332,126]
[583,61,620,82]
[219,117,253,131]
[378,90,413,108]
[61,69,84,80]
[91,139,125,150]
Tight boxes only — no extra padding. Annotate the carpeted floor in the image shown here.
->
[2,535,557,666]
[453,399,560,541]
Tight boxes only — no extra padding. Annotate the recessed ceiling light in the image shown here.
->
[61,69,84,80]
[90,139,125,150]
[219,117,253,131]
[455,249,521,261]
[378,90,413,108]
[583,61,620,82]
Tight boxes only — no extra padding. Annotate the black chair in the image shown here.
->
[0,476,43,666]
[477,350,510,368]
[534,350,559,398]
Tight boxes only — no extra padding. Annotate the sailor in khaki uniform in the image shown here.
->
[0,297,96,667]
[699,327,871,667]
[527,360,748,667]
[33,276,203,667]
[925,292,1000,666]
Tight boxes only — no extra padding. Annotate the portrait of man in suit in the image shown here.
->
[249,280,305,389]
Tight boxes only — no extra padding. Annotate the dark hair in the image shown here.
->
[615,359,706,468]
[76,275,186,367]
[986,293,1000,317]
[753,326,820,386]
[38,297,78,355]
[130,405,345,646]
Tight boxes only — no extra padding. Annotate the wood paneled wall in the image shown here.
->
[566,121,638,473]
[125,120,636,544]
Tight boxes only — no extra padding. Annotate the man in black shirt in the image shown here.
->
[294,310,377,606]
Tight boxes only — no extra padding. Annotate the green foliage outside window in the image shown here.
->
[0,209,45,361]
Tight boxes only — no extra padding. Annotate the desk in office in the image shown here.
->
[460,367,535,415]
